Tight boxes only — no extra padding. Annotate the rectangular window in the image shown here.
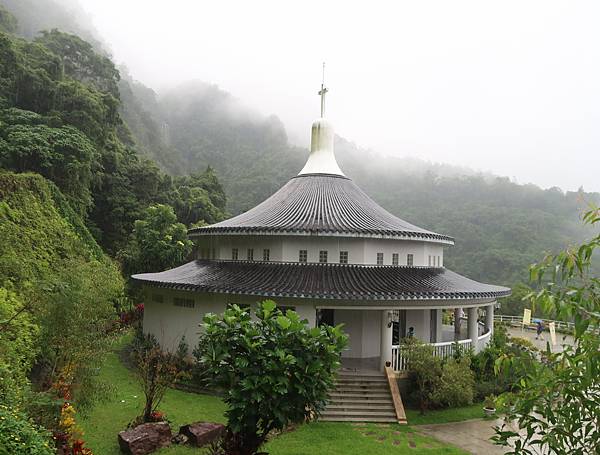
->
[247,248,254,261]
[319,250,328,263]
[407,254,414,266]
[299,250,307,263]
[438,256,441,267]
[278,305,296,313]
[428,255,432,266]
[212,248,216,259]
[377,252,384,265]
[392,253,399,266]
[152,294,163,303]
[339,251,348,264]
[174,298,195,309]
[232,248,238,260]
[263,248,270,261]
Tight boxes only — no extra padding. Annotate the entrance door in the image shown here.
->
[317,309,334,327]
[393,310,407,344]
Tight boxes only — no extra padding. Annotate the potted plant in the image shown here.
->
[503,392,516,414]
[483,394,496,417]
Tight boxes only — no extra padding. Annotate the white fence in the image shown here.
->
[494,314,575,332]
[391,334,487,372]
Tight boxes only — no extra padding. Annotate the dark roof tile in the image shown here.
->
[132,260,510,302]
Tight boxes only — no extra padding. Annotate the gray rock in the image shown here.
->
[179,422,225,448]
[118,422,172,455]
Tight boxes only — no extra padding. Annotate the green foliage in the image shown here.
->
[0,288,38,406]
[0,405,53,455]
[118,204,193,275]
[493,206,600,454]
[198,300,347,455]
[0,109,96,215]
[37,257,122,406]
[404,340,443,413]
[432,357,475,408]
[0,171,124,412]
[0,5,17,34]
[131,334,185,424]
[35,29,120,98]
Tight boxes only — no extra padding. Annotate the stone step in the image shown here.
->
[326,403,395,411]
[335,379,389,387]
[322,410,397,417]
[336,376,387,382]
[335,386,389,393]
[329,392,392,399]
[327,398,394,405]
[320,416,398,422]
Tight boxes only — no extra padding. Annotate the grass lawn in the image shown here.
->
[80,334,469,454]
[405,403,486,426]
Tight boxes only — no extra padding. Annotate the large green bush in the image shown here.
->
[197,300,347,455]
[432,357,475,408]
[0,405,53,455]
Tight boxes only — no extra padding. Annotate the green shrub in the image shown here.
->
[405,340,443,413]
[0,405,54,455]
[433,357,475,408]
[197,300,347,455]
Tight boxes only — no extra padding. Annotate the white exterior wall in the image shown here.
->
[195,235,445,267]
[405,309,431,343]
[333,309,381,359]
[143,287,318,351]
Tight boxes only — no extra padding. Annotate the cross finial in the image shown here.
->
[318,62,328,117]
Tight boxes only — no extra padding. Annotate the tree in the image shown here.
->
[119,204,193,275]
[493,206,600,454]
[404,339,443,413]
[131,334,183,424]
[197,301,347,455]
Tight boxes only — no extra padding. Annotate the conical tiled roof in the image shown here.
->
[190,174,453,243]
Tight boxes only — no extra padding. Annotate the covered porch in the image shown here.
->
[318,304,496,373]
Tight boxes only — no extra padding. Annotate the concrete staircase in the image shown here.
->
[321,371,399,422]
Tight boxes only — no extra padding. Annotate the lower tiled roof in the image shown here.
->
[132,260,511,301]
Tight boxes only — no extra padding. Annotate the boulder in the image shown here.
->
[118,422,172,455]
[179,422,225,447]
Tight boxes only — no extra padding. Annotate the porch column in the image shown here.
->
[485,304,494,334]
[380,310,393,371]
[467,307,478,351]
[454,308,462,340]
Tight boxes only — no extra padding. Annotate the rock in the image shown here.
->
[179,422,225,448]
[118,422,172,455]
[171,433,188,445]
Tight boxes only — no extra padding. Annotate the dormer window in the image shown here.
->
[377,253,384,265]
[263,249,270,261]
[339,251,348,264]
[392,253,399,266]
[247,249,254,261]
[232,248,238,260]
[319,250,328,263]
[407,254,414,266]
[299,250,307,263]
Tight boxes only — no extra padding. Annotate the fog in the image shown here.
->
[75,0,600,192]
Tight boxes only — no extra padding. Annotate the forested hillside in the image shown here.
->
[1,0,598,289]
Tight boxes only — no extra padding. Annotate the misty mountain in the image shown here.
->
[2,0,598,290]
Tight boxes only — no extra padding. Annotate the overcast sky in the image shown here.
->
[76,0,600,192]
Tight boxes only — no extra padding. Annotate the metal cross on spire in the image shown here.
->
[318,62,328,117]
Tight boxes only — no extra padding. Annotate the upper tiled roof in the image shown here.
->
[189,174,453,243]
[132,260,510,302]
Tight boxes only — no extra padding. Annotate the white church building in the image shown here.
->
[133,83,510,377]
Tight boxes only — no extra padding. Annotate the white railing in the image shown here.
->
[494,314,576,332]
[478,329,492,347]
[392,337,477,372]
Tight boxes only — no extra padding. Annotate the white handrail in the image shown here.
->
[391,336,479,372]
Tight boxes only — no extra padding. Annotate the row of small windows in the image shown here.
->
[209,248,428,266]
